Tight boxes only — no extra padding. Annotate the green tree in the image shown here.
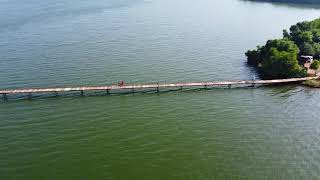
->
[245,49,260,66]
[292,31,313,46]
[283,29,290,39]
[245,18,320,78]
[313,43,320,58]
[312,30,320,43]
[299,42,315,56]
[261,46,305,78]
[310,60,320,70]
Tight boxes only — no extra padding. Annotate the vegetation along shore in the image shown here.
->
[303,79,320,88]
[246,18,320,80]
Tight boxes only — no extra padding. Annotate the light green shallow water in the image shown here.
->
[1,0,320,179]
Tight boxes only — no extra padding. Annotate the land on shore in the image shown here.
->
[246,18,320,79]
[303,79,320,87]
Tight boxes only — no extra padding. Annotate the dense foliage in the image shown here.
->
[246,39,306,78]
[246,18,320,78]
[310,60,320,70]
[283,19,320,58]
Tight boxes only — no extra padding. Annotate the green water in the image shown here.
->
[1,0,320,179]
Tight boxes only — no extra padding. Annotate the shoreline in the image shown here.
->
[302,79,320,88]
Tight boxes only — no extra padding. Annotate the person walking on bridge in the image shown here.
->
[119,80,125,87]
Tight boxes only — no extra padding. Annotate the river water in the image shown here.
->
[1,0,320,179]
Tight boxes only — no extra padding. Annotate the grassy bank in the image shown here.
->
[302,79,320,87]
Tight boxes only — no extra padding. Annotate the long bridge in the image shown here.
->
[0,76,318,100]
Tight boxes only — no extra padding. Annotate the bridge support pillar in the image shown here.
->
[204,85,207,90]
[156,83,160,93]
[106,89,110,95]
[3,94,7,101]
[80,90,84,96]
[180,86,183,91]
[27,93,32,100]
[228,84,231,89]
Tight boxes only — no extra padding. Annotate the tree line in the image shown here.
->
[246,18,320,78]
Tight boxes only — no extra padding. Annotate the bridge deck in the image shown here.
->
[0,77,318,95]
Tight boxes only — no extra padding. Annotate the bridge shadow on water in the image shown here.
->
[0,83,305,102]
